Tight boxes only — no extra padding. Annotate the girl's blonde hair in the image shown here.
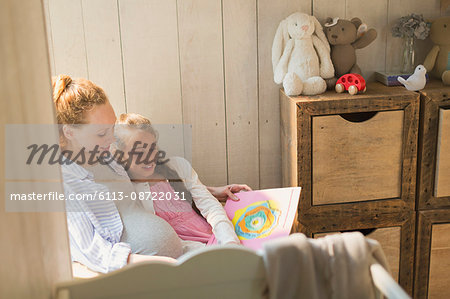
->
[114,113,159,152]
[115,113,201,216]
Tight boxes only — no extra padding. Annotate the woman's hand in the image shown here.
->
[128,253,177,264]
[207,184,252,202]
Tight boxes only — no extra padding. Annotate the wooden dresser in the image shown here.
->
[281,81,450,298]
[280,82,420,295]
[415,81,450,299]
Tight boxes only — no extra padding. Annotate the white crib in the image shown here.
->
[54,245,410,299]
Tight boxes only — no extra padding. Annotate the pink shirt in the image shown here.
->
[150,181,213,243]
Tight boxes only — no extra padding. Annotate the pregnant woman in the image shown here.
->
[113,113,240,248]
[52,75,249,273]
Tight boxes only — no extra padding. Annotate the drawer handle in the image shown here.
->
[339,228,377,236]
[339,111,378,123]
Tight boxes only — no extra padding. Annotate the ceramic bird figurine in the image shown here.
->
[397,65,427,91]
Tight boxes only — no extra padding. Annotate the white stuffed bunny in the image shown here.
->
[272,12,335,96]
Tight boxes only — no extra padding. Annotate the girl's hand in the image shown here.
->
[207,184,252,202]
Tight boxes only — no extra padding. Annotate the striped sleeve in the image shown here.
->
[65,186,131,273]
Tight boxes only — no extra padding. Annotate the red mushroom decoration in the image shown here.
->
[335,73,366,95]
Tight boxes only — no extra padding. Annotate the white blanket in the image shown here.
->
[262,232,390,299]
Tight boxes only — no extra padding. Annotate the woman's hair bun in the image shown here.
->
[117,113,152,125]
[52,75,72,103]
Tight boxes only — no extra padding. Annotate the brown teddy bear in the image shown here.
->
[423,16,450,85]
[324,17,377,78]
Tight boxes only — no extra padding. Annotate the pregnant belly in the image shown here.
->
[120,211,183,258]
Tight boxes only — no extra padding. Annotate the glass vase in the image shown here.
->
[401,37,415,73]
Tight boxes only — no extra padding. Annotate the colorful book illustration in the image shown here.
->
[207,187,301,250]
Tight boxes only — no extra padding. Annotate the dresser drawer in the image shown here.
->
[315,227,401,282]
[415,210,450,299]
[304,212,415,295]
[434,108,450,198]
[312,110,404,205]
[428,223,450,299]
[280,82,419,219]
[418,83,450,209]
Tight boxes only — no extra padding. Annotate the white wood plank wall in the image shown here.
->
[43,0,446,188]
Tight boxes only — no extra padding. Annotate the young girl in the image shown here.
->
[113,113,240,247]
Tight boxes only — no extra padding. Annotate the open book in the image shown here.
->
[207,187,301,250]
